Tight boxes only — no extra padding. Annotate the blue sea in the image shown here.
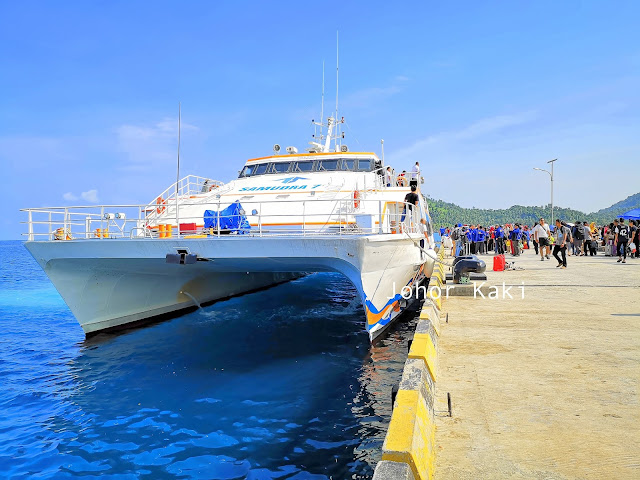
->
[0,241,417,479]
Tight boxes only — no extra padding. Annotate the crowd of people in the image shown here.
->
[439,217,639,267]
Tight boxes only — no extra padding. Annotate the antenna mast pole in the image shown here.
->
[335,31,339,151]
[320,61,325,141]
[176,102,181,231]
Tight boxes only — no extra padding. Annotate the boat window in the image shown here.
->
[271,162,292,174]
[342,159,355,170]
[254,163,269,175]
[356,159,373,171]
[318,159,340,171]
[294,161,315,172]
[239,165,256,177]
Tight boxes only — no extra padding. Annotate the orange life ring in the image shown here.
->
[397,176,407,187]
[353,190,360,209]
[209,184,219,192]
[156,196,166,214]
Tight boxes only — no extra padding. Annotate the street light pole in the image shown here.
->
[548,158,556,222]
[533,158,557,222]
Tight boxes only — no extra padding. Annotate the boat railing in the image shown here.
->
[21,198,425,241]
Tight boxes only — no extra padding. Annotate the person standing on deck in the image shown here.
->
[410,162,420,188]
[401,185,419,231]
[384,166,393,187]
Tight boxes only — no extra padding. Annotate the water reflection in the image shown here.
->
[3,246,420,479]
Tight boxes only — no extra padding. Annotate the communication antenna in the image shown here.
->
[335,31,340,151]
[320,61,325,140]
[175,102,181,229]
[381,139,385,164]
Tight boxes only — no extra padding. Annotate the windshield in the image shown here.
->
[318,159,340,171]
[239,157,376,178]
[294,161,314,172]
[271,162,291,173]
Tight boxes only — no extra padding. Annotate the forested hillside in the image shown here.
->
[428,193,640,228]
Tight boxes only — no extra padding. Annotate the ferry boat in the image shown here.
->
[23,116,436,340]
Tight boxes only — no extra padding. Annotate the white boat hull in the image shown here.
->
[25,234,434,339]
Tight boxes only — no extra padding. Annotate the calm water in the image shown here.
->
[0,241,418,479]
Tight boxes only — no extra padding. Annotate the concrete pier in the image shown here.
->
[434,252,639,479]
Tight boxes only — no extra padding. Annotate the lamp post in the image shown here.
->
[534,158,557,222]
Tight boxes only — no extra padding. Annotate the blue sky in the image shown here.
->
[1,0,639,239]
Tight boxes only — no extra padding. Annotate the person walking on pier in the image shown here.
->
[531,222,539,255]
[533,218,551,261]
[615,218,629,263]
[553,220,569,268]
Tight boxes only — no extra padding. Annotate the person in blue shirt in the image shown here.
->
[468,225,477,254]
[494,224,504,254]
[476,226,486,254]
[511,224,522,256]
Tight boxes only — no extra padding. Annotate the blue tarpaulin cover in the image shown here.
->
[204,202,251,234]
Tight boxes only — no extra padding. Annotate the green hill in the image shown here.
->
[428,193,640,228]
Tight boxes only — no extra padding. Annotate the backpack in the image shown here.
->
[576,225,585,240]
[451,228,460,241]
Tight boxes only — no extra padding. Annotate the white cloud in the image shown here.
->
[63,192,78,201]
[81,189,99,203]
[62,189,99,203]
[392,110,538,162]
[115,117,199,170]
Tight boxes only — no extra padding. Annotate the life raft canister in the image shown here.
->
[353,190,360,209]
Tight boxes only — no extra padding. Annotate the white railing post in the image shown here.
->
[378,200,383,234]
[85,216,90,239]
[302,201,306,236]
[258,205,262,237]
[28,210,33,241]
[48,211,52,240]
[100,206,104,240]
[217,202,220,237]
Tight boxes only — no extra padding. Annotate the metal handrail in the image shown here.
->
[21,198,426,241]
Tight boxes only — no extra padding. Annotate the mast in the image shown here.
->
[175,102,181,230]
[320,61,325,140]
[335,31,340,152]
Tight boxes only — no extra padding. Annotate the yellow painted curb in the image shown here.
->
[382,389,435,480]
[426,289,442,311]
[419,305,440,336]
[408,333,437,383]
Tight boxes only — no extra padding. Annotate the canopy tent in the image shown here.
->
[620,208,640,220]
